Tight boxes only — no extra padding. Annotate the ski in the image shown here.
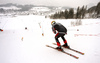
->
[46,45,79,59]
[53,43,84,55]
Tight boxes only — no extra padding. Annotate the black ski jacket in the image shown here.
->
[52,23,67,34]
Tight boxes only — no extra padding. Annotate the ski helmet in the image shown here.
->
[51,21,56,25]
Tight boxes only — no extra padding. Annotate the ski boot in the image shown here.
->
[62,43,70,49]
[56,46,63,51]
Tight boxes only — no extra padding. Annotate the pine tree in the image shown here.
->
[0,8,5,13]
[76,6,80,19]
[95,2,100,17]
[64,9,69,19]
[68,8,74,19]
[81,5,87,19]
[81,6,84,18]
[60,11,65,19]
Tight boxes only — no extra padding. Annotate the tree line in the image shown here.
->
[50,2,100,19]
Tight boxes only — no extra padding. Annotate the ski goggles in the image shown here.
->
[51,21,56,25]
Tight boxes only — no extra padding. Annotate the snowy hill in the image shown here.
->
[0,15,100,63]
[0,3,70,16]
[0,6,21,10]
[30,7,50,12]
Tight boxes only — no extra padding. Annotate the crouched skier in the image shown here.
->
[51,21,70,50]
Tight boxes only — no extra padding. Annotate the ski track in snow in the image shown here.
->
[0,15,100,63]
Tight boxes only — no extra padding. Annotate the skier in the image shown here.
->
[51,21,70,50]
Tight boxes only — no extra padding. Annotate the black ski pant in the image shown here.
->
[55,33,66,45]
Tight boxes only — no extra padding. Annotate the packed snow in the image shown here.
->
[0,15,100,63]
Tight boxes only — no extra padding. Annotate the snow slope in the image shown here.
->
[0,15,100,63]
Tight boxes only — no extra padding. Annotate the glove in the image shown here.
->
[52,27,56,34]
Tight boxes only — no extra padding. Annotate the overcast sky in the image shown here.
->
[0,0,100,8]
